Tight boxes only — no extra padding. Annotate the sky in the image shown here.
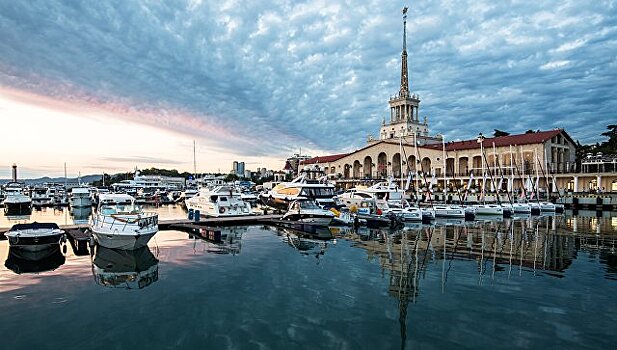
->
[0,0,615,178]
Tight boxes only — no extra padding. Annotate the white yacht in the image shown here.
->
[539,201,556,212]
[31,186,53,207]
[381,205,423,221]
[507,202,532,214]
[3,182,32,215]
[186,185,253,217]
[260,169,337,210]
[337,181,404,209]
[70,187,93,208]
[433,204,466,218]
[473,203,504,216]
[90,194,158,250]
[282,199,335,226]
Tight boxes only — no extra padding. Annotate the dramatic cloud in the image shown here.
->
[0,0,615,162]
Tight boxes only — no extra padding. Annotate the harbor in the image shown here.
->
[1,1,616,349]
[0,204,615,349]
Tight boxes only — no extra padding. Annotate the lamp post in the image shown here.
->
[477,133,485,195]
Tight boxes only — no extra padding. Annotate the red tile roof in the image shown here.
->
[424,129,569,152]
[300,153,349,165]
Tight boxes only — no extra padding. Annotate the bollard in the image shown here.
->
[194,210,200,222]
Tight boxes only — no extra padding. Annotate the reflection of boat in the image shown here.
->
[192,226,246,255]
[71,206,92,224]
[91,194,158,250]
[279,226,336,257]
[4,246,65,274]
[282,199,334,226]
[5,222,65,251]
[92,245,159,289]
[434,218,466,226]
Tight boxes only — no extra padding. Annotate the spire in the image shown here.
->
[399,6,409,98]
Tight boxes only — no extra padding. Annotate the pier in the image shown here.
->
[0,215,284,237]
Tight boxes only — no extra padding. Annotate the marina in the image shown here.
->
[0,205,615,349]
[1,1,616,348]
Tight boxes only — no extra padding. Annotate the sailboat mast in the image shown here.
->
[193,140,197,177]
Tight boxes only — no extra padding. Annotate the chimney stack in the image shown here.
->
[11,163,17,182]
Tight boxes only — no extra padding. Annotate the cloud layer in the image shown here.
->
[0,0,615,158]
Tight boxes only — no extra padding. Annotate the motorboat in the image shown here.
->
[186,185,253,217]
[4,246,65,274]
[5,222,65,251]
[473,203,504,216]
[508,202,532,214]
[381,205,423,221]
[92,245,159,289]
[31,186,53,207]
[433,204,466,218]
[539,201,556,212]
[3,182,32,215]
[282,199,335,226]
[70,187,92,208]
[260,167,337,210]
[336,181,404,209]
[90,193,158,250]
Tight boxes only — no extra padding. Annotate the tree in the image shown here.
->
[493,129,510,137]
[600,124,617,152]
[224,173,239,182]
[525,129,535,134]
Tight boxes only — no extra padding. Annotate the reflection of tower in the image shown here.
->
[12,163,17,182]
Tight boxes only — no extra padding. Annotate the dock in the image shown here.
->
[0,215,284,239]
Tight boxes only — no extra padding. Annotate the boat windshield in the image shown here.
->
[298,201,320,209]
[100,201,140,215]
[299,188,334,197]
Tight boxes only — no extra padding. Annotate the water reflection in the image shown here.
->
[339,215,617,349]
[91,245,159,289]
[188,226,246,255]
[275,225,336,260]
[4,245,66,274]
[70,206,92,225]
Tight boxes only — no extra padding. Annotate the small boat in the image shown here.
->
[509,202,532,214]
[539,201,556,212]
[5,222,65,251]
[70,187,93,208]
[282,199,335,226]
[473,204,504,216]
[381,206,423,221]
[3,182,32,215]
[90,194,158,250]
[433,204,466,218]
[186,185,253,217]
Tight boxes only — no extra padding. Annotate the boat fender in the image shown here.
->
[219,207,226,214]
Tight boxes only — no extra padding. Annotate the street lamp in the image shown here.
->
[477,133,485,194]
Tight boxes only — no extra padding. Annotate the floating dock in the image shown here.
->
[0,215,284,238]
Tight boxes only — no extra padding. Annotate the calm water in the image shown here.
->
[0,206,615,349]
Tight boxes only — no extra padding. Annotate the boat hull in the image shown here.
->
[6,233,64,251]
[92,231,157,250]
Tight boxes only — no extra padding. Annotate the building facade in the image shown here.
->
[300,8,617,193]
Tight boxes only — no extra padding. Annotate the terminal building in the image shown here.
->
[301,9,616,193]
